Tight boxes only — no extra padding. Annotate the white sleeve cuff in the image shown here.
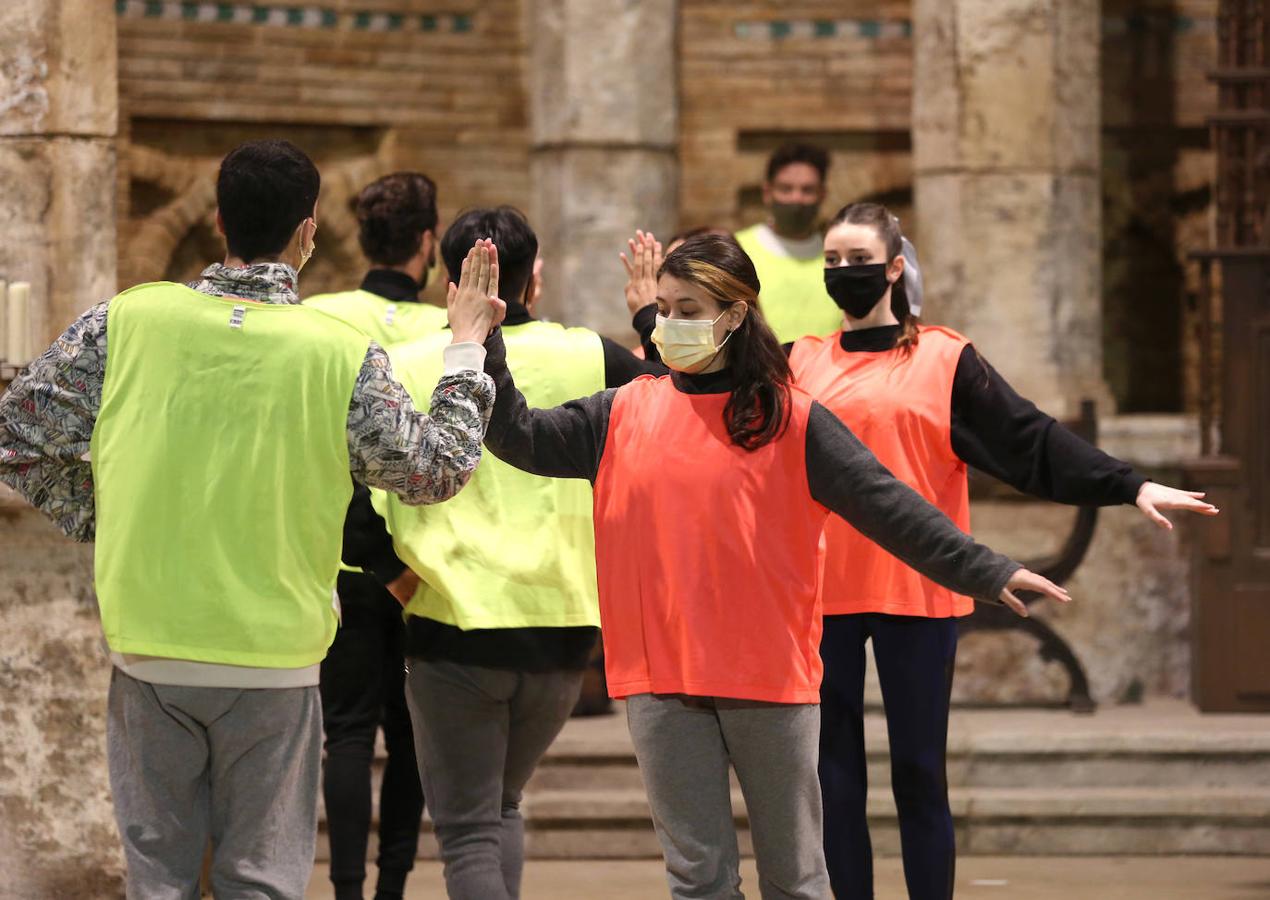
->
[442,341,487,375]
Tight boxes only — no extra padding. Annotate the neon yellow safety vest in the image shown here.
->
[305,289,447,347]
[735,224,842,343]
[373,320,605,630]
[91,282,369,668]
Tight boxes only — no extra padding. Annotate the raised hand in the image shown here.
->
[446,239,507,344]
[997,568,1071,617]
[620,230,664,317]
[1135,482,1219,531]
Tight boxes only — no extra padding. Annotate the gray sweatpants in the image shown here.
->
[106,668,322,900]
[404,658,583,900]
[625,693,831,900]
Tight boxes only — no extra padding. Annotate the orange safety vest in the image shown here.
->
[789,325,974,618]
[593,375,830,703]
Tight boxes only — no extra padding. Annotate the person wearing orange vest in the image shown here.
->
[458,234,1069,898]
[789,202,1220,900]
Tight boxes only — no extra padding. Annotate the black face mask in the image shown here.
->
[824,264,891,319]
[770,201,819,236]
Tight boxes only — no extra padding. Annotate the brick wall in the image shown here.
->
[112,0,1217,410]
[116,0,530,299]
[678,1,914,235]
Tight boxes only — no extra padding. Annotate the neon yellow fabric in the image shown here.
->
[374,321,605,629]
[735,224,842,343]
[91,282,368,667]
[305,289,447,347]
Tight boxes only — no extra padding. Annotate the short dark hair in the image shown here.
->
[441,207,538,304]
[216,140,320,263]
[765,142,830,184]
[355,172,438,266]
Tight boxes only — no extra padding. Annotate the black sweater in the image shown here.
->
[479,328,1021,602]
[635,313,1146,507]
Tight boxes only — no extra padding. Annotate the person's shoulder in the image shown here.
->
[386,330,452,364]
[303,289,367,307]
[916,323,969,344]
[914,321,970,360]
[792,332,835,351]
[619,372,671,393]
[510,320,606,352]
[113,281,193,301]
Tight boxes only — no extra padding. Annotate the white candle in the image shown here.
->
[7,282,30,364]
[0,280,8,364]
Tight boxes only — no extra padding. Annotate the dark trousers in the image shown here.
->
[818,612,959,900]
[320,573,425,900]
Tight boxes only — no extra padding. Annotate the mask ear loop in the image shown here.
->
[299,219,316,267]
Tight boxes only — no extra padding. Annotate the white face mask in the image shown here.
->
[652,311,734,374]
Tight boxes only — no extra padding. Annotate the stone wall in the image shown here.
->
[0,492,122,897]
[116,0,531,303]
[679,1,915,233]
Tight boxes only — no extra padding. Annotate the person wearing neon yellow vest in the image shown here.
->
[0,140,505,900]
[734,142,843,343]
[305,171,448,900]
[305,171,448,347]
[350,208,665,899]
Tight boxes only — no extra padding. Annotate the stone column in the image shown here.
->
[528,0,678,339]
[0,0,118,345]
[912,0,1105,417]
[0,1,122,894]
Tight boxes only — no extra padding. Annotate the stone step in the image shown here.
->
[318,702,1270,862]
[316,785,1270,861]
[358,729,1270,795]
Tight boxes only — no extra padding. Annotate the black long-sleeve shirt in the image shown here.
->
[481,328,1020,604]
[635,313,1145,507]
[344,292,668,671]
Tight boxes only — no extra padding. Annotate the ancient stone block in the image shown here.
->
[0,0,117,138]
[914,169,1102,417]
[529,0,677,148]
[531,146,678,339]
[0,137,117,345]
[0,509,122,897]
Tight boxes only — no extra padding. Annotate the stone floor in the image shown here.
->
[305,856,1270,899]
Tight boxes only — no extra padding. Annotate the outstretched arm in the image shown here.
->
[348,241,506,505]
[806,401,1069,616]
[483,327,616,483]
[0,301,109,542]
[951,347,1217,528]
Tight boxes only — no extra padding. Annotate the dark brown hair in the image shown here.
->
[355,172,438,266]
[217,139,320,263]
[658,235,792,451]
[667,225,732,248]
[827,201,919,355]
[441,206,538,305]
[766,142,830,183]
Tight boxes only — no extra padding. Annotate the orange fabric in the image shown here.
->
[593,376,830,703]
[789,325,974,618]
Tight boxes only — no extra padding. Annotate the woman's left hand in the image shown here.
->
[1135,482,1220,531]
[998,568,1071,617]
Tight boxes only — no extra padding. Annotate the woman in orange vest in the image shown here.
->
[791,202,1219,900]
[456,235,1069,898]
